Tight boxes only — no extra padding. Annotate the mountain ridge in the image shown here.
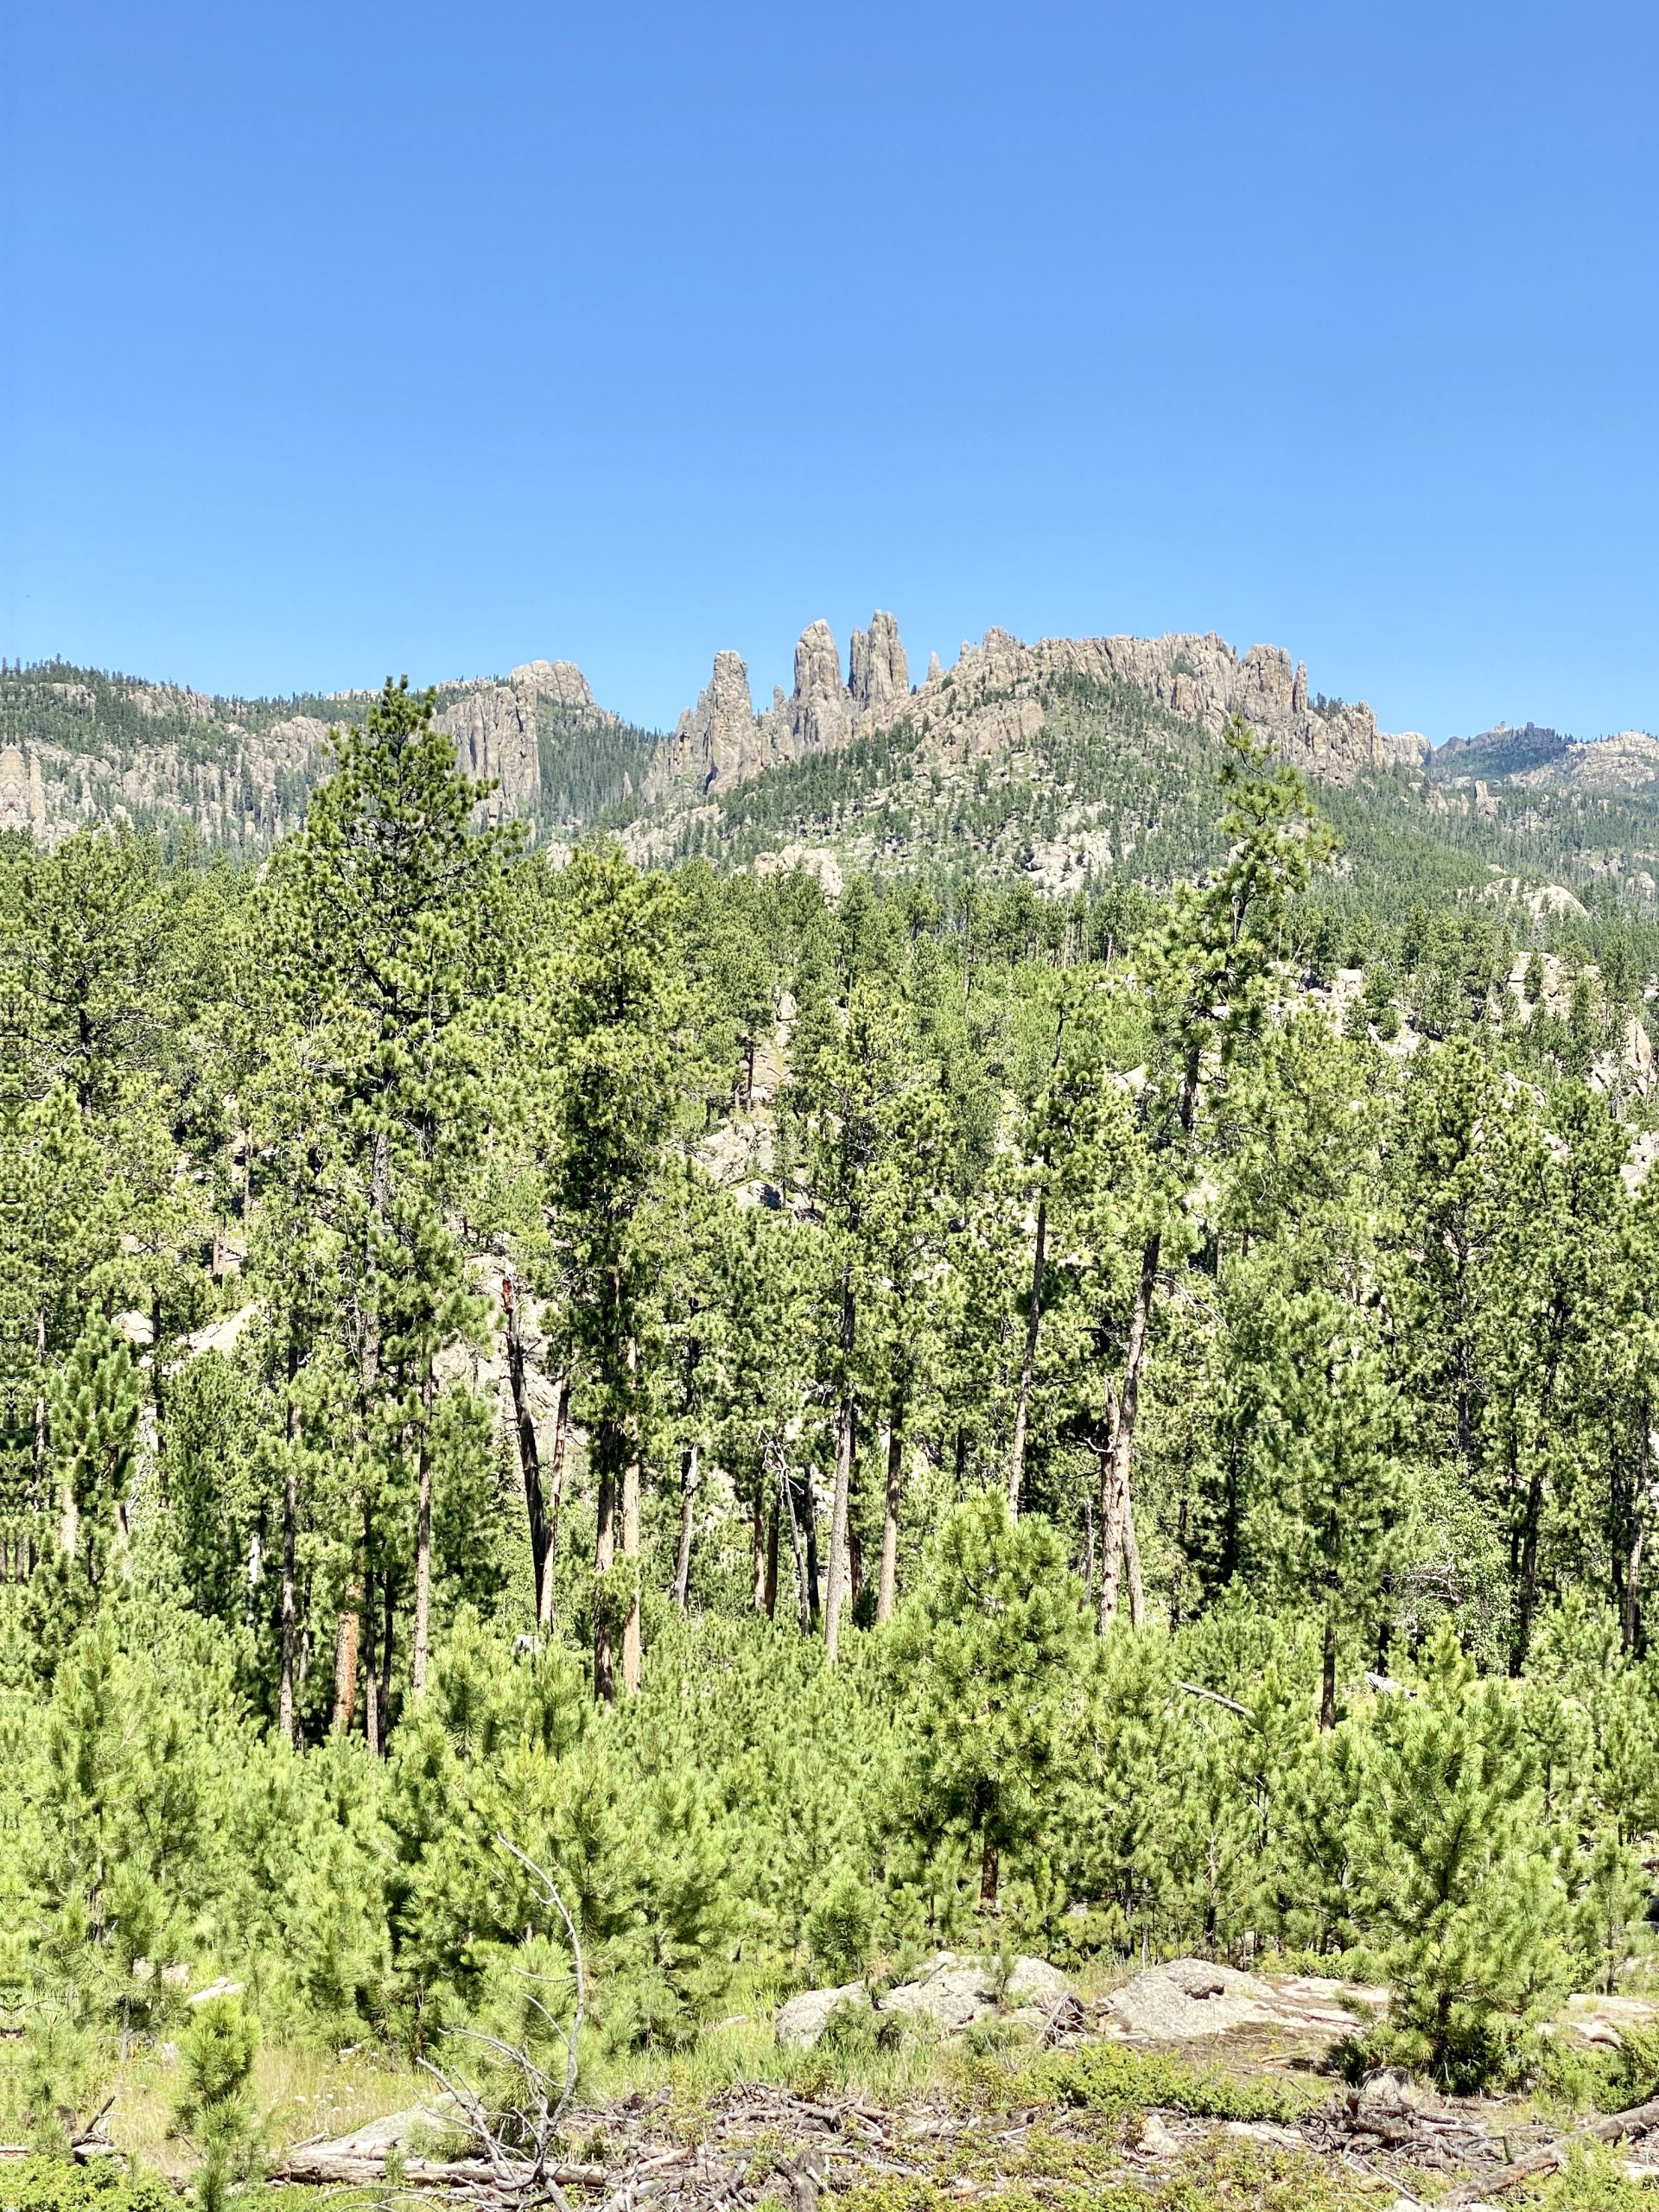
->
[1,615,1430,851]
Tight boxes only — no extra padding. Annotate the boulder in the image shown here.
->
[1104,1958,1370,2042]
[880,1954,995,2031]
[877,1952,1074,2036]
[1004,1955,1072,2009]
[774,1980,869,2050]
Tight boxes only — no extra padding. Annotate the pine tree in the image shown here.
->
[894,1491,1088,1908]
[1353,1627,1571,2088]
[546,847,686,1699]
[262,677,509,1717]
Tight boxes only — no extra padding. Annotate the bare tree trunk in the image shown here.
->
[804,1471,822,1631]
[541,1377,568,1632]
[1006,1192,1046,1516]
[764,1487,779,1618]
[332,1560,362,1736]
[593,1450,617,1703]
[1319,1613,1338,1732]
[1122,1493,1146,1628]
[410,1373,435,1700]
[378,1568,395,1745]
[876,1408,904,1624]
[621,1336,642,1694]
[1512,1459,1547,1675]
[1100,1234,1159,1631]
[672,1444,698,1611]
[505,1279,550,1627]
[751,1480,767,1611]
[279,1341,299,1746]
[779,1451,812,1633]
[825,1378,856,1665]
[980,1830,999,1907]
[364,1571,380,1756]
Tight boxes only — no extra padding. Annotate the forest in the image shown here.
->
[9,677,1659,2203]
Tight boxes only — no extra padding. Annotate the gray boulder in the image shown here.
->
[878,1952,1074,2035]
[774,1980,869,2050]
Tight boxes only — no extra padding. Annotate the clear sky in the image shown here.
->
[4,1,1658,742]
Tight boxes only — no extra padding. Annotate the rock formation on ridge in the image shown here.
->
[645,613,1431,801]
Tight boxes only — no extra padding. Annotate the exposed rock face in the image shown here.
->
[434,659,617,827]
[647,616,1430,799]
[849,610,909,719]
[772,1954,1076,2049]
[791,620,852,753]
[931,627,1427,783]
[642,613,913,801]
[6,657,613,848]
[1103,1959,1377,2043]
[511,658,593,709]
[774,1980,871,2050]
[649,652,764,791]
[435,685,539,824]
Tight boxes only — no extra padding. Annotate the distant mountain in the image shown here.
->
[0,658,657,851]
[1430,722,1572,779]
[11,622,1659,927]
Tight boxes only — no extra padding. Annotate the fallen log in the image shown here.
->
[267,2150,611,2190]
[1446,2092,1659,2202]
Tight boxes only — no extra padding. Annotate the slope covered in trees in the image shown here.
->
[7,681,1659,2190]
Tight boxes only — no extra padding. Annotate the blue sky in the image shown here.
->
[4,1,1658,741]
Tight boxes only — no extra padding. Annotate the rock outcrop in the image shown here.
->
[772,1953,1077,2050]
[646,616,1430,801]
[648,651,766,791]
[1102,1960,1380,2043]
[849,610,909,720]
[5,657,614,848]
[434,659,619,828]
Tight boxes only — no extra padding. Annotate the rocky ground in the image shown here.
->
[227,1956,1659,2209]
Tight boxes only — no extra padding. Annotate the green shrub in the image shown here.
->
[1040,2043,1319,2124]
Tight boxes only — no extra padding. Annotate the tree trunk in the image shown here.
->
[779,1454,812,1632]
[378,1567,395,1746]
[672,1444,699,1611]
[825,1382,856,1665]
[804,1472,822,1631]
[1006,1192,1047,1516]
[617,1332,642,1694]
[541,1377,569,1632]
[1319,1613,1338,1732]
[1122,1491,1145,1628]
[364,1570,381,1756]
[279,1344,300,1746]
[332,1560,362,1735]
[1100,1233,1159,1631]
[876,1408,904,1624]
[764,1487,780,1618]
[505,1280,551,1628]
[593,1448,617,1703]
[621,1458,642,1697]
[1624,1419,1651,1653]
[980,1830,999,1907]
[751,1480,767,1611]
[410,1376,435,1700]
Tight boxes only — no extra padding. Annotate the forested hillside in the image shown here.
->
[10,677,1659,2202]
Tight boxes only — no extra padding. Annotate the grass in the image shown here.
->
[839,2139,1379,2212]
[88,2039,423,2180]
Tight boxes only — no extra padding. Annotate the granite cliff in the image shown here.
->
[645,614,1429,802]
[1,658,646,848]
